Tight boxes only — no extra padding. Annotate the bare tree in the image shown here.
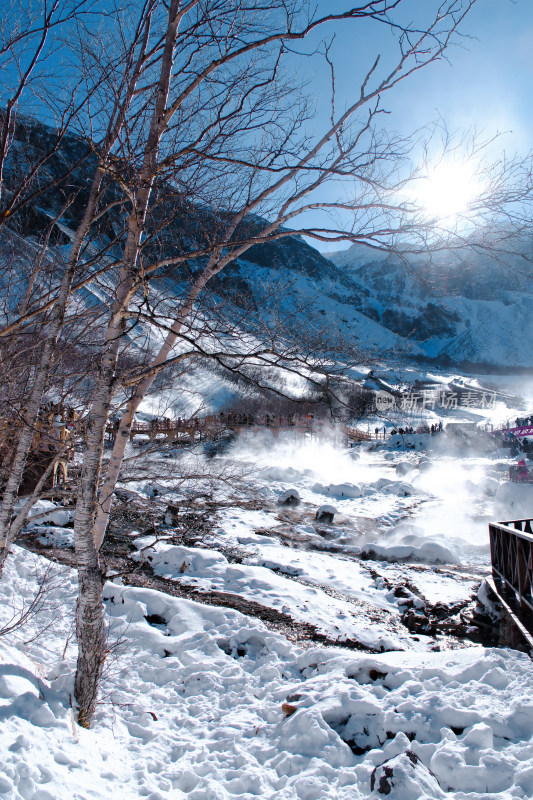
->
[62,0,517,727]
[0,0,100,219]
[0,0,163,572]
[2,0,532,728]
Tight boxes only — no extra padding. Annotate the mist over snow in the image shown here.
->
[4,412,533,800]
[4,345,533,799]
[4,116,533,800]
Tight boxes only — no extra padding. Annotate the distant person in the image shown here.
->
[516,460,529,482]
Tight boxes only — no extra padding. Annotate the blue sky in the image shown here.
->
[7,0,530,251]
[388,0,533,151]
[315,0,532,148]
[302,0,533,250]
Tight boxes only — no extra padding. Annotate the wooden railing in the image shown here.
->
[105,413,371,443]
[106,413,315,441]
[345,426,372,441]
[489,519,533,615]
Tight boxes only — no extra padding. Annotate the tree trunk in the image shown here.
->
[72,0,183,726]
[73,347,120,726]
[0,169,103,574]
[74,545,106,728]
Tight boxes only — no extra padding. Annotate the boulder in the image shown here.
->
[396,461,414,477]
[382,482,414,497]
[360,539,457,564]
[315,505,337,523]
[327,483,362,499]
[370,750,444,798]
[24,500,72,529]
[261,466,302,482]
[277,488,301,507]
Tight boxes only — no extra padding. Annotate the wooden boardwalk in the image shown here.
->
[106,413,372,444]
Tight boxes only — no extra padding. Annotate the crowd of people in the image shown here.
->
[381,421,444,437]
[515,416,533,428]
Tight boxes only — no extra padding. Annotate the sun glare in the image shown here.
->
[418,161,482,222]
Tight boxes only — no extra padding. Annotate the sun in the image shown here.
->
[417,161,482,222]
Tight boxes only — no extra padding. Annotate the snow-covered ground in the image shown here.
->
[3,386,533,798]
[2,544,533,799]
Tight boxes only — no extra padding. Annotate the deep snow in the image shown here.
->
[2,544,533,800]
[2,382,533,798]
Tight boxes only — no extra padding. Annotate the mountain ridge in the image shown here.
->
[2,115,532,369]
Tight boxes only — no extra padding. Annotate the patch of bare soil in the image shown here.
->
[16,493,500,653]
[18,533,377,651]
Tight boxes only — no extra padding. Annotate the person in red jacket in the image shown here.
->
[516,460,529,481]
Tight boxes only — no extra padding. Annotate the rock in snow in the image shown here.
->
[326,483,363,499]
[22,499,72,529]
[361,540,458,564]
[311,482,363,499]
[315,505,338,523]
[370,750,445,798]
[277,488,301,506]
[396,460,414,477]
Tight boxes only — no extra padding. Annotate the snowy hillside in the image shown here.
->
[4,398,533,798]
[3,117,532,371]
[328,243,533,368]
[3,544,533,800]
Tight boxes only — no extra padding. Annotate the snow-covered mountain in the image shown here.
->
[327,242,533,368]
[3,116,533,370]
[180,232,533,369]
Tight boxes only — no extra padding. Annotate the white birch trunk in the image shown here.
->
[0,6,155,574]
[74,534,106,728]
[0,171,104,574]
[73,0,183,727]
